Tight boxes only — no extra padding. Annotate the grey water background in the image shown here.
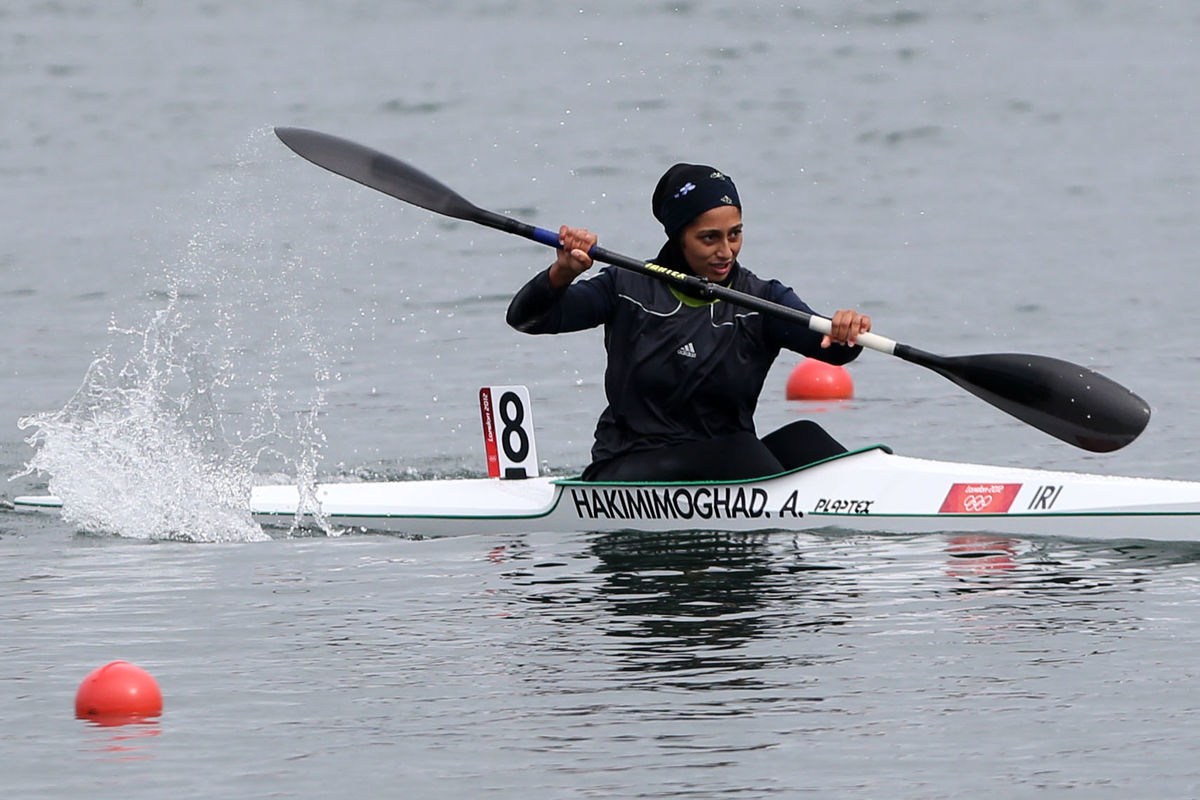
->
[3,1,1200,797]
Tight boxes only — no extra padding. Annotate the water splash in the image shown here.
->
[18,129,339,542]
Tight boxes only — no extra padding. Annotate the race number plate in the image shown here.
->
[479,386,539,479]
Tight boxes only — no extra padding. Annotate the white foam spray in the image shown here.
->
[18,129,340,541]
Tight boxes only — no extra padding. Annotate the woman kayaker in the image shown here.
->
[506,163,871,481]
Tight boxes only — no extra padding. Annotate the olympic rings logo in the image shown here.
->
[962,494,994,512]
[939,483,1021,514]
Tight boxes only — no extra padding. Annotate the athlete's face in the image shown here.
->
[679,205,743,283]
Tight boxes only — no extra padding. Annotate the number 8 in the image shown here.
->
[498,391,529,463]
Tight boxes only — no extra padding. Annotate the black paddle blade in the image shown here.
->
[904,349,1151,452]
[274,127,481,220]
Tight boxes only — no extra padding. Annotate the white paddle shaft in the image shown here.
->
[807,316,897,355]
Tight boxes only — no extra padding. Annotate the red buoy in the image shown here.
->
[75,661,162,721]
[786,358,853,400]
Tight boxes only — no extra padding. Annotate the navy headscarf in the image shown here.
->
[652,163,741,240]
[650,163,742,279]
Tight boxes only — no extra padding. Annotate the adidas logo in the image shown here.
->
[676,342,697,358]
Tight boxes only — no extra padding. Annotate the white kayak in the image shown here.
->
[15,445,1200,542]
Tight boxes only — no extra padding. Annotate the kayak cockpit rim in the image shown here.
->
[550,444,896,486]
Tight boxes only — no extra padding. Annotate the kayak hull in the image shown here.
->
[15,446,1200,542]
[249,446,1200,542]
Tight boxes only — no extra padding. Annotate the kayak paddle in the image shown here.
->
[273,126,1151,453]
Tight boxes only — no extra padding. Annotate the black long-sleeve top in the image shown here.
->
[506,263,860,465]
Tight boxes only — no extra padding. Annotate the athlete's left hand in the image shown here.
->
[822,309,871,348]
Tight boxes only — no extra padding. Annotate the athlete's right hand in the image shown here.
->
[548,226,598,288]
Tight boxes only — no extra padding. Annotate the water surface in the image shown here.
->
[3,2,1199,797]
